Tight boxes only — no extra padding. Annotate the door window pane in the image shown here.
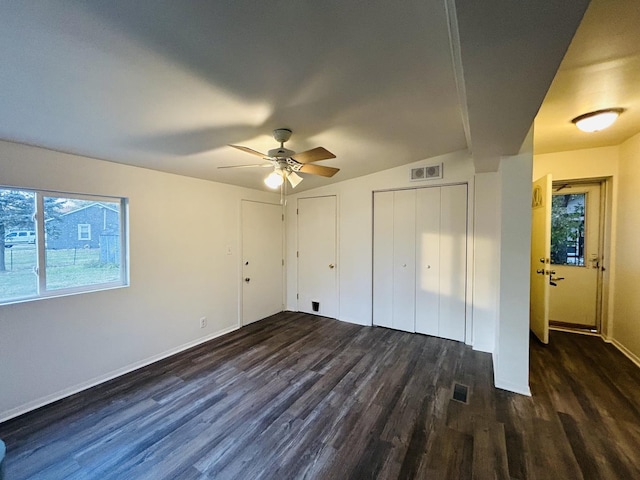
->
[551,193,585,266]
[0,189,37,302]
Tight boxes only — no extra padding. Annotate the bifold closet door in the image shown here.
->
[415,187,441,336]
[392,189,416,332]
[374,184,467,341]
[372,189,416,332]
[438,184,467,341]
[373,191,393,329]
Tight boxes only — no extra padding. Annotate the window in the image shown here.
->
[1,187,128,305]
[78,224,91,241]
[551,193,585,266]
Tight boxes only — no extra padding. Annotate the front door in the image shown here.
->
[530,174,552,344]
[241,200,284,325]
[297,196,338,318]
[549,183,602,329]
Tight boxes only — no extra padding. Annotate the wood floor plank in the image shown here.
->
[1,314,639,479]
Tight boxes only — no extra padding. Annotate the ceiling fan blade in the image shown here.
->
[218,163,272,169]
[299,164,340,177]
[229,145,269,158]
[291,147,336,164]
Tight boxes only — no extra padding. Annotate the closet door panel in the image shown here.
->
[439,184,467,341]
[392,189,416,332]
[373,191,394,328]
[415,187,441,335]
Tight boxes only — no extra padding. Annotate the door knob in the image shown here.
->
[244,277,250,283]
[329,264,335,269]
[536,269,545,275]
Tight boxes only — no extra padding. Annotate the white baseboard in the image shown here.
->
[492,352,531,396]
[473,342,494,354]
[607,337,640,368]
[0,325,239,423]
[494,377,532,396]
[337,315,371,327]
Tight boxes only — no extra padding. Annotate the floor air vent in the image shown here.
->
[452,383,469,404]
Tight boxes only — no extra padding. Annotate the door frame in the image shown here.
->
[549,177,611,335]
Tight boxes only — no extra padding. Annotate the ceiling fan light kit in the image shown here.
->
[223,128,338,190]
[264,169,284,188]
[286,171,303,188]
[571,108,624,132]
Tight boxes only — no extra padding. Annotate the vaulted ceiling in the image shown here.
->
[0,1,591,192]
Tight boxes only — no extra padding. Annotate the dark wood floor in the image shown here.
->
[1,312,639,479]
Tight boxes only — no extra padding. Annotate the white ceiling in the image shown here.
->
[0,1,589,192]
[535,0,640,154]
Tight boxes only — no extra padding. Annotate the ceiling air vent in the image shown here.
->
[410,163,443,182]
[410,167,426,181]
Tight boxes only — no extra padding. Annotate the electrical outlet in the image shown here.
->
[199,317,207,328]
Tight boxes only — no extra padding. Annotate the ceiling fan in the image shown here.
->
[219,128,338,189]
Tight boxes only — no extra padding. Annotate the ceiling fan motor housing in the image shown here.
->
[272,128,292,143]
[268,147,295,158]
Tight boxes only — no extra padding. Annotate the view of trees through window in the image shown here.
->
[1,188,126,304]
[0,189,37,299]
[551,193,585,266]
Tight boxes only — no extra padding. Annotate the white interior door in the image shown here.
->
[530,174,552,344]
[297,196,337,318]
[241,200,283,325]
[549,183,601,328]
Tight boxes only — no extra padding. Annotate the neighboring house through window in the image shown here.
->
[1,187,128,305]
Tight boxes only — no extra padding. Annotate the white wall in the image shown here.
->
[0,140,279,421]
[472,172,501,353]
[285,150,478,336]
[494,151,533,396]
[613,132,640,365]
[534,146,619,181]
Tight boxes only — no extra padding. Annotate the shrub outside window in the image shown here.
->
[1,187,128,305]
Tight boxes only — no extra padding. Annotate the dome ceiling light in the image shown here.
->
[571,108,624,133]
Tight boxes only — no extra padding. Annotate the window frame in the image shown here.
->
[1,186,129,305]
[77,223,92,241]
